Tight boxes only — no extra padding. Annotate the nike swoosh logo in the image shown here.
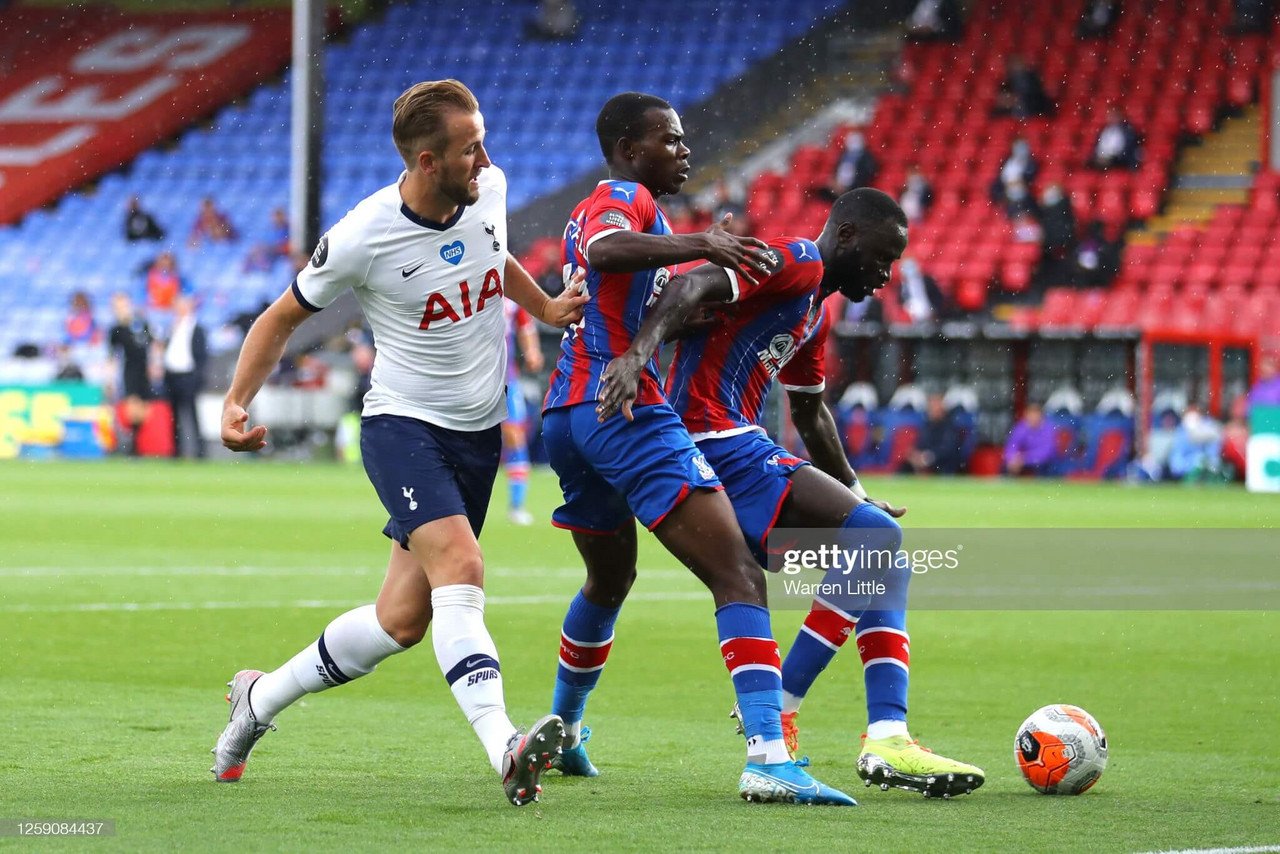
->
[402,262,425,278]
[758,772,819,795]
[464,658,486,669]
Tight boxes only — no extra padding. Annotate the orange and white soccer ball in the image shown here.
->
[1015,704,1109,795]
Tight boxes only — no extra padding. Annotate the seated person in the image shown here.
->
[1003,403,1060,475]
[901,393,965,474]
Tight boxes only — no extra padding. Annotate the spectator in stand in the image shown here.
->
[124,196,165,242]
[161,294,208,459]
[901,393,966,474]
[1003,402,1060,475]
[1168,404,1224,481]
[1077,0,1118,38]
[699,178,750,236]
[1247,353,1280,407]
[1090,107,1142,170]
[898,257,952,323]
[243,207,292,272]
[905,0,962,40]
[525,0,579,40]
[107,292,155,456]
[899,166,934,223]
[1222,394,1249,480]
[145,251,188,311]
[822,131,878,199]
[188,196,236,246]
[994,55,1054,118]
[991,137,1039,204]
[1131,408,1180,481]
[1072,221,1120,286]
[1003,180,1040,220]
[1038,184,1077,259]
[63,291,99,347]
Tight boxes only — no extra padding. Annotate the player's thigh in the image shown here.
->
[652,488,767,606]
[406,514,485,589]
[375,541,433,647]
[542,406,633,535]
[777,465,860,529]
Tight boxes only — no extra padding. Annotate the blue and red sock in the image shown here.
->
[716,602,788,764]
[551,591,619,744]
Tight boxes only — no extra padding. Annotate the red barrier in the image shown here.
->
[0,7,291,225]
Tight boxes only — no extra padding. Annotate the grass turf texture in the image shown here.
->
[1,461,1277,852]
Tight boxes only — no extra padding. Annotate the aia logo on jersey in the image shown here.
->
[757,332,798,377]
[419,267,502,330]
[644,267,672,308]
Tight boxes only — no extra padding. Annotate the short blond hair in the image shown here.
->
[392,79,479,168]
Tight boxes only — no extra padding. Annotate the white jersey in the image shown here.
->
[295,167,511,431]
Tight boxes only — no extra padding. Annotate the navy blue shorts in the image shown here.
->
[541,402,722,534]
[360,414,501,548]
[697,430,810,565]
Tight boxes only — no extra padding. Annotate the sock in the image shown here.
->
[866,719,910,740]
[780,598,856,713]
[552,591,620,747]
[431,584,516,774]
[778,502,903,712]
[716,602,789,765]
[249,604,406,723]
[506,446,530,511]
[856,606,910,726]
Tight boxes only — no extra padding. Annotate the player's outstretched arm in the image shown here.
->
[589,214,771,281]
[788,390,906,517]
[221,288,313,452]
[596,264,734,422]
[503,255,587,328]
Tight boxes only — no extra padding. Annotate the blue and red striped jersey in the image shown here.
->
[667,236,830,437]
[543,180,673,412]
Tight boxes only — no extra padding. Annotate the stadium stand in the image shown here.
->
[0,0,845,361]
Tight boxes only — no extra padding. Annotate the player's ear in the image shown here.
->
[416,148,438,176]
[838,220,858,249]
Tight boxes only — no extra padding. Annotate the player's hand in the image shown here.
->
[863,497,907,518]
[701,214,772,282]
[222,403,267,452]
[542,270,589,327]
[596,352,646,423]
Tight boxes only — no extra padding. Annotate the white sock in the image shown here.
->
[563,719,582,748]
[866,719,910,740]
[781,691,804,715]
[747,735,793,765]
[430,584,516,774]
[249,604,406,723]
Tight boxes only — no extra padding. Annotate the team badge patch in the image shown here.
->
[693,454,716,481]
[310,234,329,268]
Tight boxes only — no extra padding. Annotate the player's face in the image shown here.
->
[832,221,908,302]
[628,108,690,197]
[433,109,491,207]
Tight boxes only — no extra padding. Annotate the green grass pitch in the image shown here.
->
[1,461,1277,852]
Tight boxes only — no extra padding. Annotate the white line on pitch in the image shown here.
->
[1135,846,1280,854]
[0,565,685,579]
[0,590,711,614]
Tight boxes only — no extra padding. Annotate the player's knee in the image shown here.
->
[848,502,904,553]
[584,565,636,606]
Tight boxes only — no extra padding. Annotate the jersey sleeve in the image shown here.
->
[724,238,822,305]
[292,214,371,312]
[779,307,831,393]
[579,182,657,254]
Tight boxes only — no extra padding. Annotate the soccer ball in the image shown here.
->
[1014,704,1108,795]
